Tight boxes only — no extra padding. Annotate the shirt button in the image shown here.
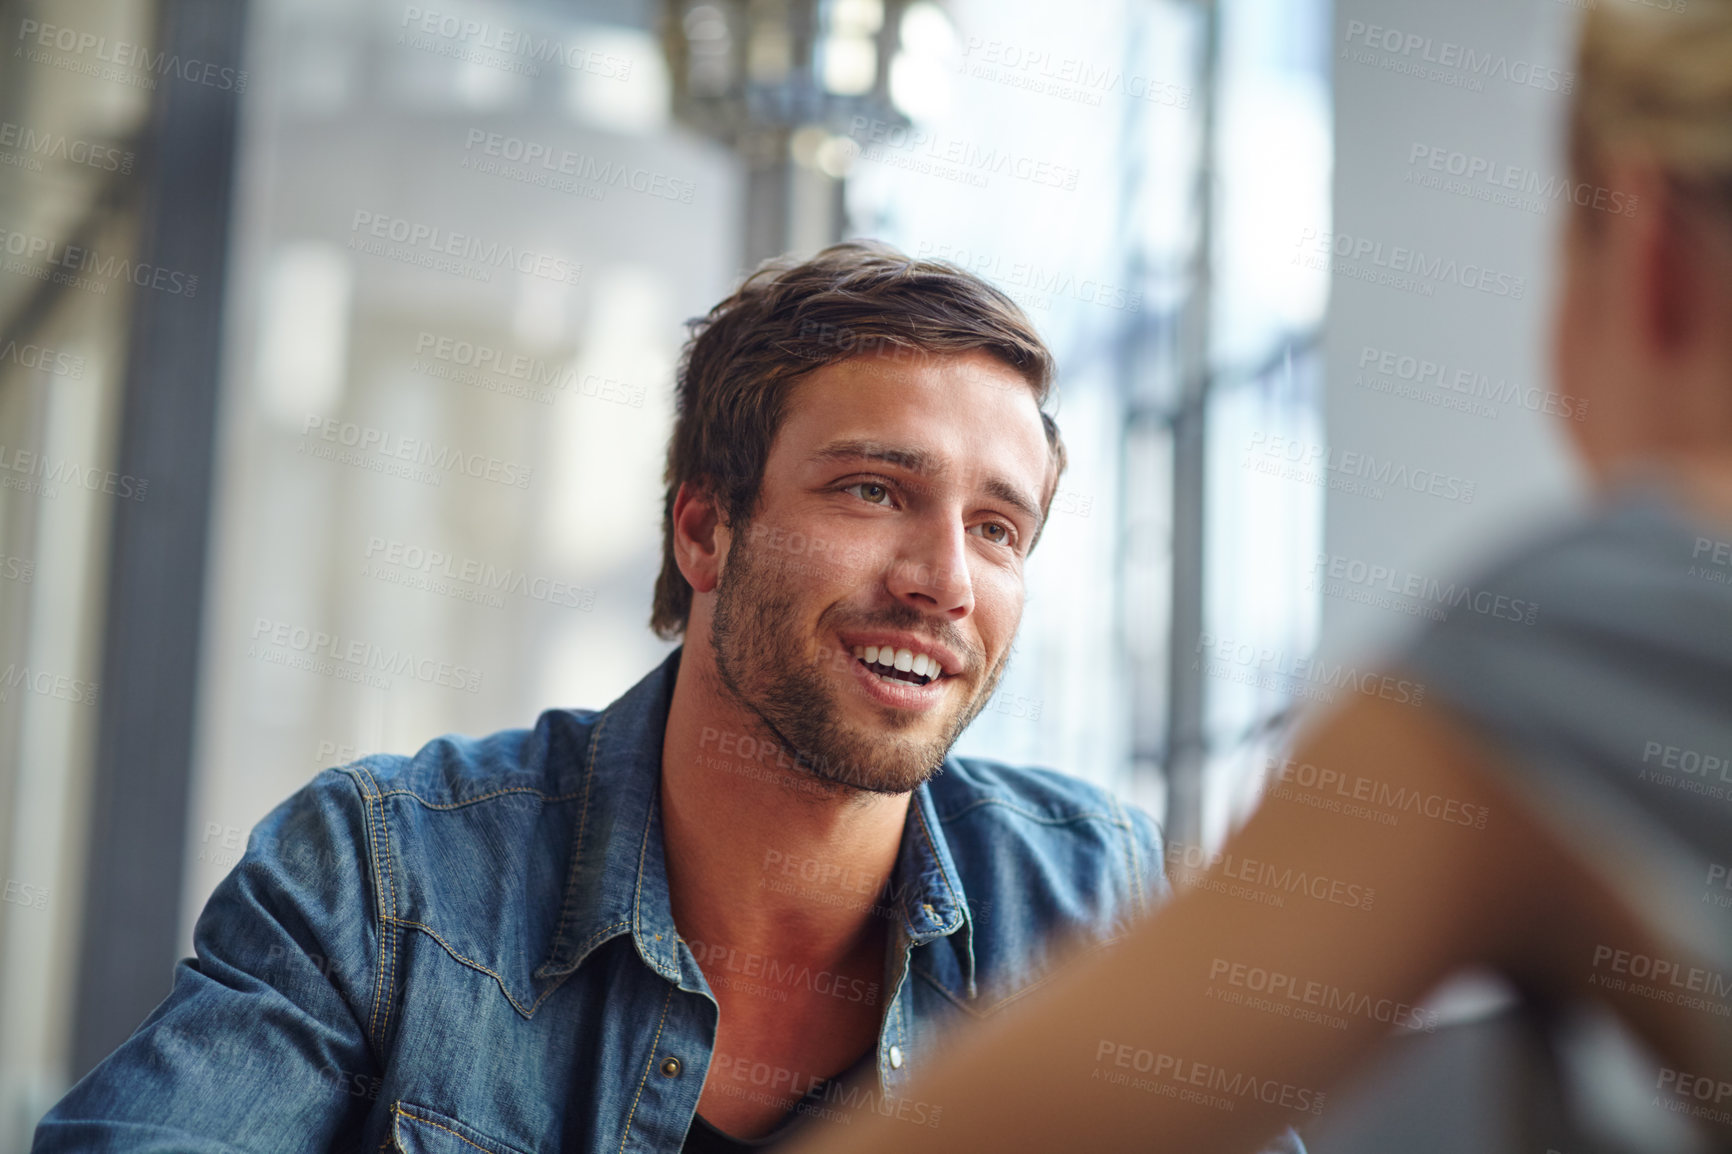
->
[661,1057,682,1077]
[888,1045,903,1070]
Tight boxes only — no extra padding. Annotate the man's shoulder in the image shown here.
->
[928,756,1159,846]
[334,707,602,805]
[925,756,1165,909]
[915,758,1167,1009]
[270,709,610,1000]
[243,707,606,890]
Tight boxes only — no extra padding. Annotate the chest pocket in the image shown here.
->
[390,1100,537,1154]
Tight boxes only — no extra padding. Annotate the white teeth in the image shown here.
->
[856,643,944,683]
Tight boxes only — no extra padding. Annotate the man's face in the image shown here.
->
[709,349,1053,795]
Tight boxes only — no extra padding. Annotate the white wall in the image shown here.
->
[1321,0,1587,667]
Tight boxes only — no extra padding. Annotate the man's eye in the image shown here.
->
[846,482,892,505]
[971,522,1012,545]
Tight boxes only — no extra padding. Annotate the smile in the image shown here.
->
[852,645,940,688]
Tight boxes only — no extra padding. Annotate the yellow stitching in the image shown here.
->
[909,962,986,1019]
[381,770,400,1042]
[350,766,380,1043]
[535,916,637,982]
[358,763,400,1043]
[928,791,1150,935]
[352,766,387,1045]
[984,966,1064,1013]
[570,921,634,966]
[549,714,609,959]
[911,802,964,920]
[396,1104,502,1154]
[378,786,585,809]
[915,959,1049,1017]
[354,769,379,1044]
[364,764,394,1045]
[907,959,1047,1019]
[632,786,675,979]
[617,981,676,1154]
[386,917,534,1016]
[934,796,1117,825]
[386,915,630,1017]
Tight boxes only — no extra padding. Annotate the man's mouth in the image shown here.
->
[851,645,941,688]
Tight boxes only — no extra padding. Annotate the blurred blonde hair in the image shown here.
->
[1572,0,1732,202]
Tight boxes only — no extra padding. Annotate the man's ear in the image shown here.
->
[1622,162,1711,361]
[671,480,728,596]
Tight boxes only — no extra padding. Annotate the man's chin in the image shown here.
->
[809,756,942,796]
[716,651,966,794]
[786,710,949,790]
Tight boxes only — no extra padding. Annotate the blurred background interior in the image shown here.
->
[2,0,1673,1149]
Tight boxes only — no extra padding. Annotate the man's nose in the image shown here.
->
[885,520,974,618]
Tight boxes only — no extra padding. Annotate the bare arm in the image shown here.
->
[786,692,1732,1154]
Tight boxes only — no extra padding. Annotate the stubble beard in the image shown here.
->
[709,522,1010,796]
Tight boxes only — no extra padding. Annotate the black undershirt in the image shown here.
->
[681,1052,874,1153]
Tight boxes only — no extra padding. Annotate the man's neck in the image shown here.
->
[659,647,911,972]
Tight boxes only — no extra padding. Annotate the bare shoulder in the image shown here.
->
[1275,693,1731,1077]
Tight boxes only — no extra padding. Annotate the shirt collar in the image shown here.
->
[533,646,977,996]
[894,778,978,997]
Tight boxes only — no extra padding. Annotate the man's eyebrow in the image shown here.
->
[981,476,1044,530]
[805,439,945,476]
[809,438,1044,529]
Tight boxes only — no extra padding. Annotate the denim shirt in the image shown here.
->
[35,649,1304,1153]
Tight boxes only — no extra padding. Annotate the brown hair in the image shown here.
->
[650,239,1063,640]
